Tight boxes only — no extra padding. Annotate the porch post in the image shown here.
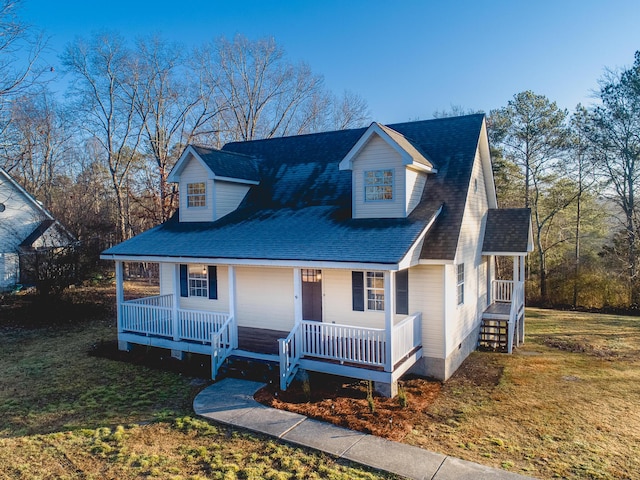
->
[384,270,395,372]
[293,268,302,325]
[115,261,130,351]
[376,270,398,397]
[228,265,238,349]
[488,255,494,305]
[519,255,526,345]
[171,264,183,359]
[172,264,180,342]
[115,260,124,333]
[513,256,518,284]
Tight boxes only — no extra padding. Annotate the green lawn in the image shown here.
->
[0,287,397,479]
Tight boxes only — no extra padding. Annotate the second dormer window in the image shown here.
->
[187,182,206,207]
[365,169,393,201]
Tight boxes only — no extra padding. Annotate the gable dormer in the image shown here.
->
[339,122,436,219]
[168,145,259,223]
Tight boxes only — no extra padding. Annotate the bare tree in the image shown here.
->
[197,34,325,142]
[132,35,223,222]
[0,0,45,101]
[588,53,640,304]
[62,32,144,242]
[0,0,47,169]
[3,90,72,206]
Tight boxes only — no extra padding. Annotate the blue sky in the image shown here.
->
[21,0,640,124]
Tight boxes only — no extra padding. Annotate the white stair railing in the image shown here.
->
[278,323,302,390]
[211,315,236,378]
[507,282,524,353]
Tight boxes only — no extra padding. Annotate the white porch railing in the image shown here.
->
[120,295,231,345]
[278,314,423,391]
[507,282,525,353]
[212,315,236,378]
[121,294,174,337]
[492,280,514,303]
[392,313,422,366]
[179,310,231,343]
[302,321,387,367]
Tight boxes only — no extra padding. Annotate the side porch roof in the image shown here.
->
[482,208,533,256]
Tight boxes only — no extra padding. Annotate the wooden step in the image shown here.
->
[478,318,509,352]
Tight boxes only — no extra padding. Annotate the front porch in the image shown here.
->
[114,263,423,396]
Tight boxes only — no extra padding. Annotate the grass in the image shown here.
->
[3,287,639,479]
[403,308,640,479]
[0,285,397,479]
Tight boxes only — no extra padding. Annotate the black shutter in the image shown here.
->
[208,266,218,299]
[396,269,409,315]
[352,271,364,311]
[180,264,188,297]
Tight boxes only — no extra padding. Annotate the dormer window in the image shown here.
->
[365,169,394,201]
[187,182,206,207]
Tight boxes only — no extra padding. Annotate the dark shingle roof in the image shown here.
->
[192,145,260,182]
[19,220,76,248]
[482,208,532,254]
[103,114,486,264]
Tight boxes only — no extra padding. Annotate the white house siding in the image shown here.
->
[446,148,490,357]
[322,269,386,328]
[352,135,406,219]
[179,158,214,222]
[0,176,47,288]
[409,265,445,358]
[406,168,427,216]
[214,181,250,219]
[236,266,295,331]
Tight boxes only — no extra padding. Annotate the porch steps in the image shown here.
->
[218,355,279,384]
[478,318,509,353]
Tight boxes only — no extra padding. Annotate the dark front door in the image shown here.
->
[302,269,322,321]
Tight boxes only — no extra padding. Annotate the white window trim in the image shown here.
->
[456,263,465,306]
[188,264,208,297]
[186,182,206,208]
[364,169,394,202]
[366,271,385,311]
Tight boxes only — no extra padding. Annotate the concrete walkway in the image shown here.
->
[194,378,535,480]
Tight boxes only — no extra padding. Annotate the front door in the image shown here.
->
[301,269,322,321]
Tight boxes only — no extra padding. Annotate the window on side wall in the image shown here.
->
[187,182,206,207]
[364,169,393,201]
[456,263,465,305]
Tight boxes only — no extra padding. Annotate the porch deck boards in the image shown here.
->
[483,301,511,316]
[237,327,288,355]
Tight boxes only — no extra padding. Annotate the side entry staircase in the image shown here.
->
[479,280,525,354]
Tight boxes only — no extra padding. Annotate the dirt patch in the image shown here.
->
[544,337,622,358]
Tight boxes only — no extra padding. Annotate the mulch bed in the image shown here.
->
[254,373,442,441]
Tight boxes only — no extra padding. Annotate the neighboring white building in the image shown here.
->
[0,168,75,291]
[101,114,533,396]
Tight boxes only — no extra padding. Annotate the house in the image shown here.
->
[0,168,76,291]
[101,114,532,396]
